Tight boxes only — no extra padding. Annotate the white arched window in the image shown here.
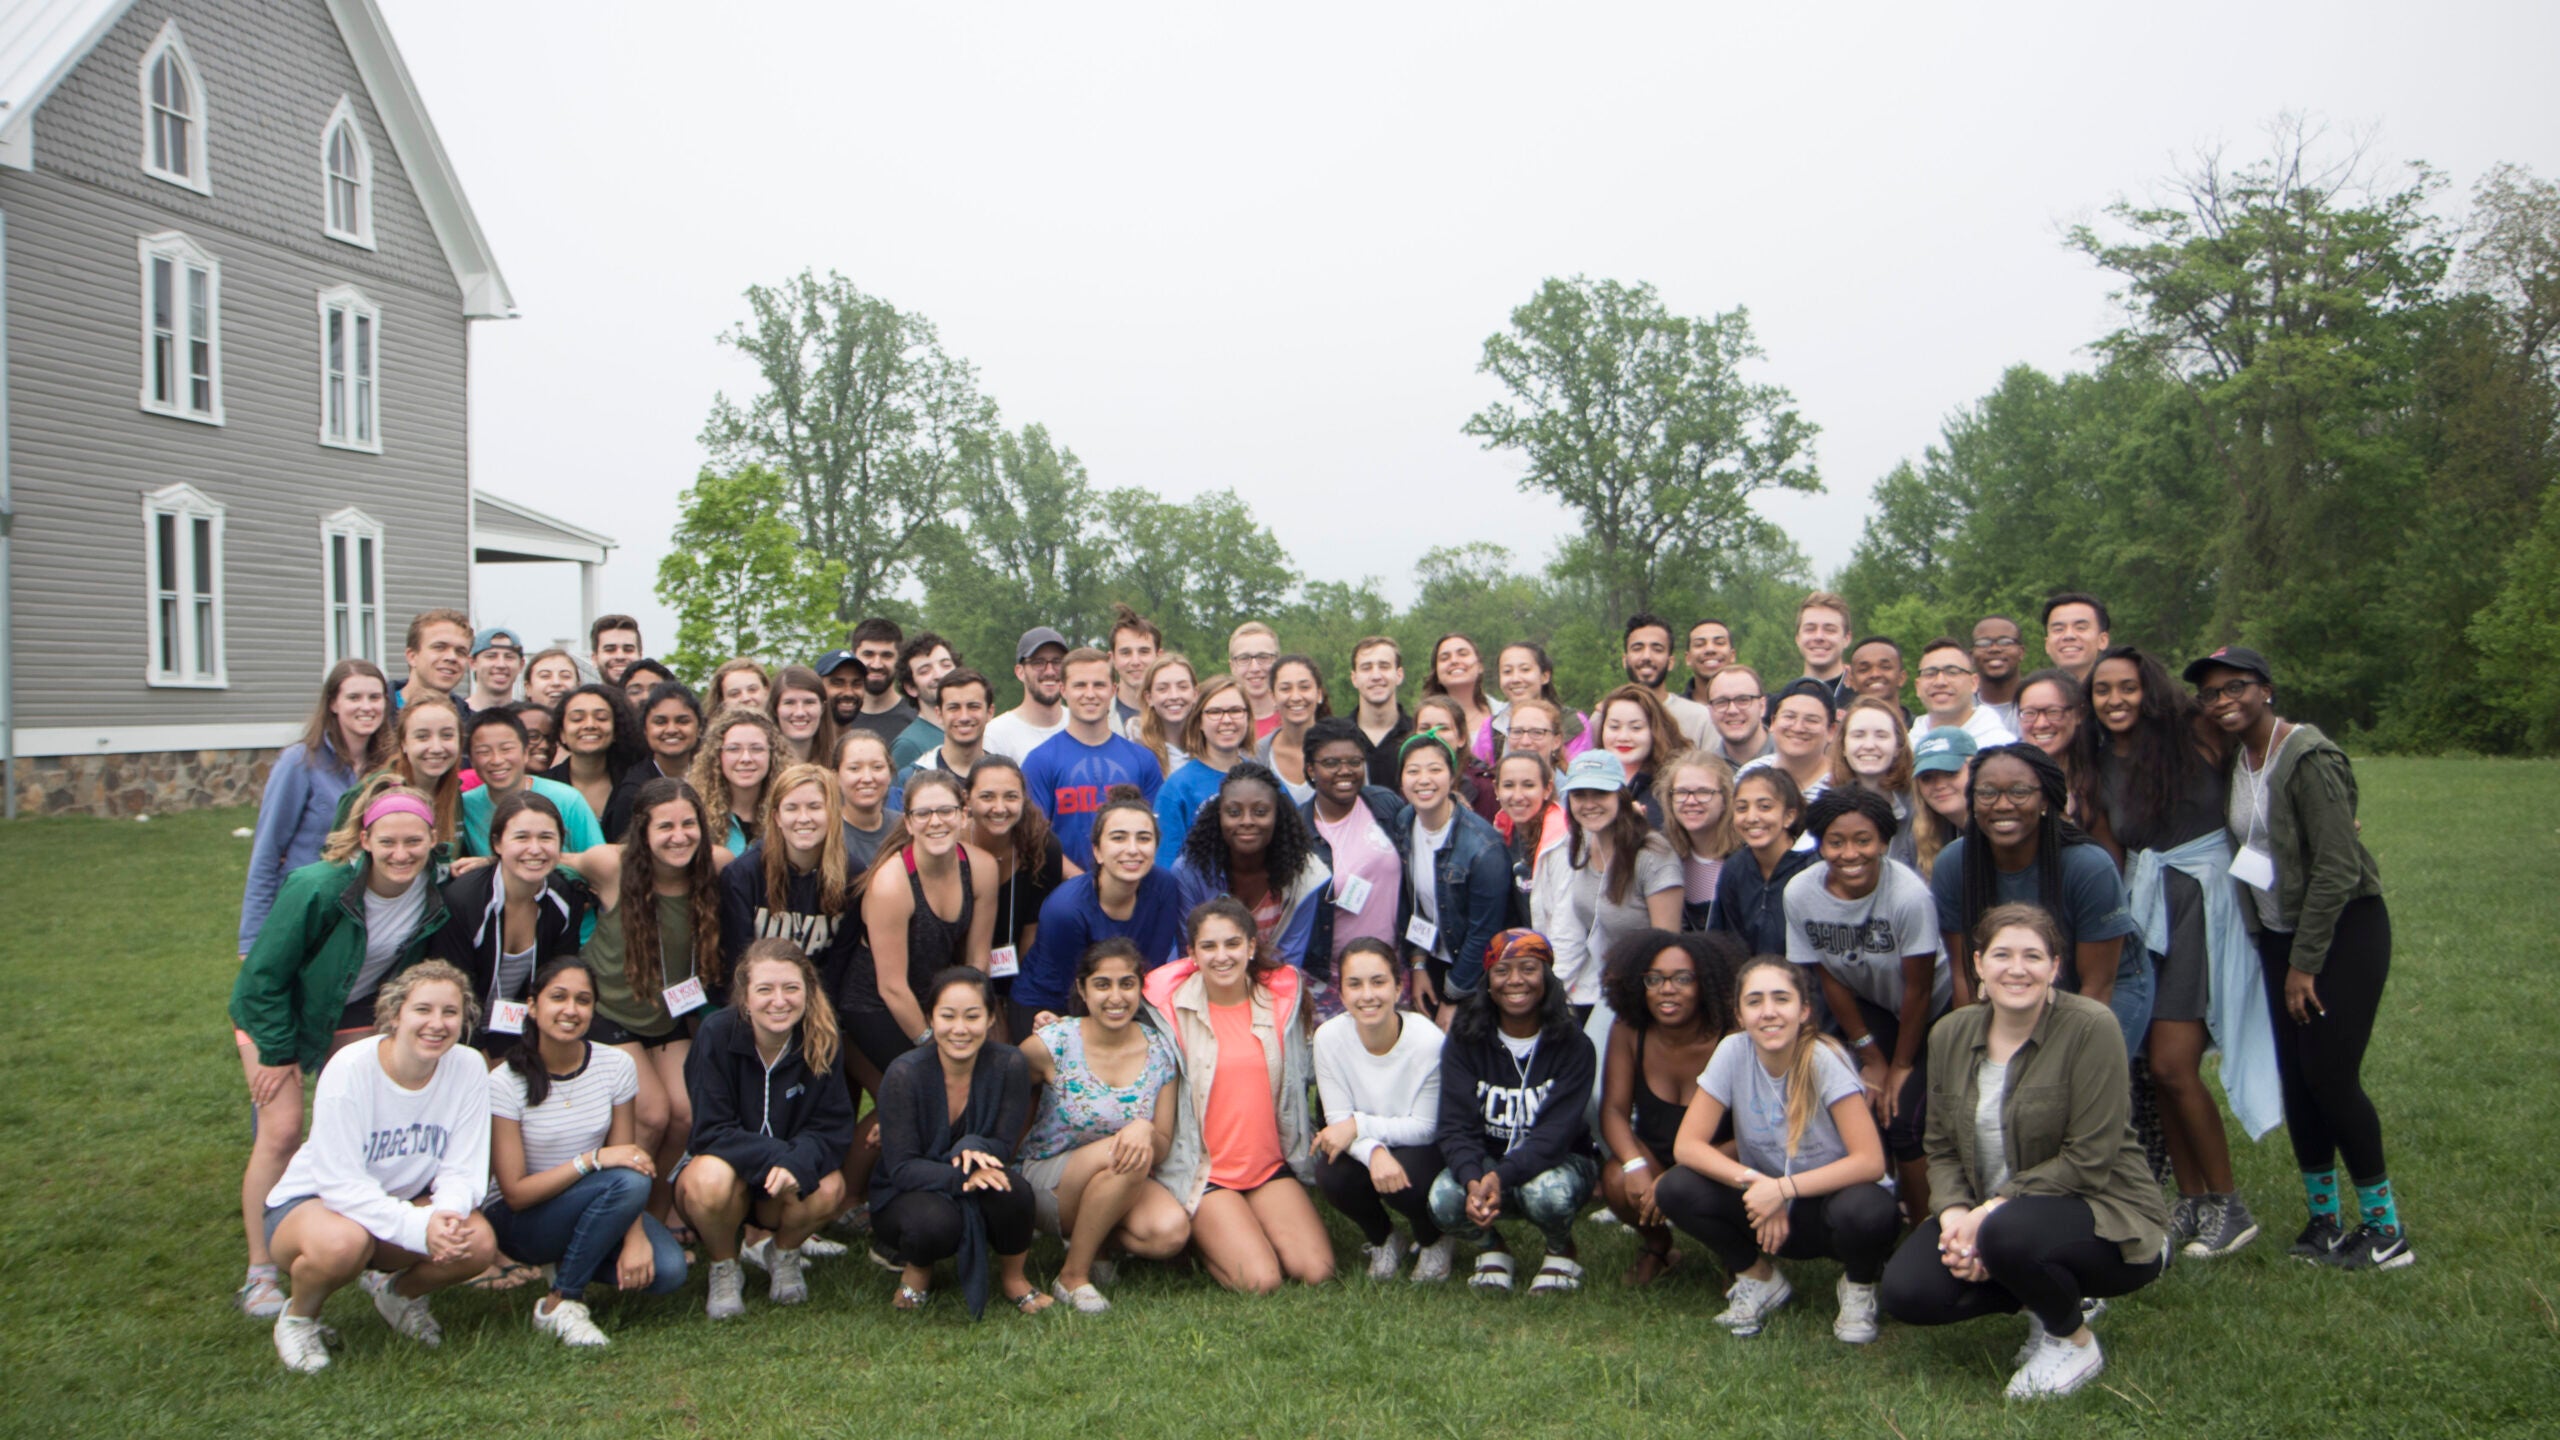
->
[139,21,208,193]
[321,96,372,246]
[144,482,226,686]
[316,285,381,451]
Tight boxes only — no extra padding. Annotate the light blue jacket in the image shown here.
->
[2126,830,2281,1139]
[238,735,361,954]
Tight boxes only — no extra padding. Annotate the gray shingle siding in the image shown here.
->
[4,0,477,738]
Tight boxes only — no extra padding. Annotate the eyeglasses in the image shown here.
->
[1508,725,1557,741]
[908,804,963,824]
[1229,652,1277,667]
[1669,788,1721,802]
[1312,755,1367,772]
[2017,706,2071,724]
[2196,678,2259,702]
[1917,665,1975,679]
[1641,971,1698,990]
[1972,636,2023,650]
[1707,694,1764,710]
[1976,784,2041,807]
[1199,704,1251,720]
[1024,660,1065,674]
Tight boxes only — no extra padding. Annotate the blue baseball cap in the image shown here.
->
[471,626,523,657]
[1559,749,1628,794]
[816,648,861,676]
[1912,726,1979,776]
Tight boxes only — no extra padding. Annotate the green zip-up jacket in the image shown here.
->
[229,858,451,1070]
[2234,723,2383,974]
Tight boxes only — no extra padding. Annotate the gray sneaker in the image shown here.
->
[2183,1194,2261,1259]
[706,1258,746,1320]
[767,1245,809,1305]
[2167,1194,2202,1250]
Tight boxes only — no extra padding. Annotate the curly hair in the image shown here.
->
[1176,760,1317,893]
[1601,928,1742,1038]
[552,681,647,787]
[617,777,725,998]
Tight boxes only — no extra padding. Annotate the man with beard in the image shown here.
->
[1704,664,1776,766]
[984,626,1070,763]
[828,617,916,746]
[1970,615,2027,734]
[1621,612,1715,751]
[1683,618,1737,706]
[888,632,960,770]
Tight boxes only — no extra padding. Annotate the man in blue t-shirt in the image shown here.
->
[1023,647,1163,870]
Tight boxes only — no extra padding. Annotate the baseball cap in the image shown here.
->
[1015,626,1070,661]
[1559,750,1629,794]
[2181,645,2272,687]
[1912,726,1980,776]
[471,626,523,657]
[815,648,861,676]
[1772,677,1839,720]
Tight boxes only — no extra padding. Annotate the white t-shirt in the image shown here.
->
[1911,706,2018,750]
[1410,814,1452,957]
[1312,1012,1445,1164]
[983,710,1067,765]
[269,1038,490,1254]
[353,879,430,1002]
[488,1041,639,1174]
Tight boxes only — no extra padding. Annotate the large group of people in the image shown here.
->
[227,596,2411,1397]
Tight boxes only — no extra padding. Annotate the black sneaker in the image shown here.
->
[2289,1214,2345,1260]
[2184,1194,2260,1258]
[2323,1223,2414,1271]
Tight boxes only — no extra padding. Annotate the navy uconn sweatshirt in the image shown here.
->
[1435,1022,1596,1188]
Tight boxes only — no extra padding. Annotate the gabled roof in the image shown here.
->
[0,0,515,318]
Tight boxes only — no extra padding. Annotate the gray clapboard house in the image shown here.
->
[0,0,511,815]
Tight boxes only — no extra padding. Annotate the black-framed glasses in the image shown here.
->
[1917,664,1975,679]
[1642,971,1698,990]
[2196,678,2259,703]
[1972,636,2023,650]
[1976,784,2041,807]
[1707,694,1764,711]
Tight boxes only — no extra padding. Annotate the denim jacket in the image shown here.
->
[1392,802,1511,996]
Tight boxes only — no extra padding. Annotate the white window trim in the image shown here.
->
[137,231,223,425]
[138,20,209,195]
[319,95,374,248]
[316,285,383,452]
[320,507,387,670]
[144,481,226,688]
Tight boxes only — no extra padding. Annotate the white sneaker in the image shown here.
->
[706,1258,746,1320]
[273,1314,330,1373]
[2007,1331,2106,1400]
[798,1235,849,1260]
[738,1236,773,1271]
[1411,1237,1456,1284]
[1714,1269,1793,1337]
[1363,1238,1408,1280]
[1833,1276,1880,1344]
[360,1269,441,1347]
[533,1296,610,1348]
[2014,1311,2050,1368]
[767,1245,808,1305]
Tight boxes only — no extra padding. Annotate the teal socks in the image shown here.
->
[2302,1169,2340,1222]
[2353,1176,2401,1236]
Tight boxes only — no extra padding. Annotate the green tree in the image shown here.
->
[1463,277,1821,623]
[2471,482,2560,750]
[1094,488,1298,666]
[654,465,847,681]
[702,271,996,619]
[917,423,1110,702]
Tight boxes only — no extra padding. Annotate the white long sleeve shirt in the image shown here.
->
[1313,1011,1445,1164]
[268,1038,490,1255]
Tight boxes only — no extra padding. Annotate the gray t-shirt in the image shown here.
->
[1974,1054,2013,1193]
[1567,836,1681,969]
[353,878,430,1002]
[1699,1030,1864,1178]
[1783,859,1951,1017]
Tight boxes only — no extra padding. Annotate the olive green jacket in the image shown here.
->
[2233,724,2383,974]
[1924,991,2169,1265]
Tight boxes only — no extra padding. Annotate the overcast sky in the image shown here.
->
[410,1,2560,655]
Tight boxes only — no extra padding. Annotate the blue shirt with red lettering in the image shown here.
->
[1023,728,1164,870]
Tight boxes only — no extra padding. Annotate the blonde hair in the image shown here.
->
[1663,754,1740,862]
[380,695,463,843]
[1734,956,1850,1163]
[1828,694,1916,796]
[688,706,787,848]
[375,959,481,1036]
[1137,652,1197,776]
[706,657,772,709]
[733,937,840,1073]
[760,762,852,916]
[322,777,433,863]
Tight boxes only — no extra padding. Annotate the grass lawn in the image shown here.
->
[2,757,2555,1438]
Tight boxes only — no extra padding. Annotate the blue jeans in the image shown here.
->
[1426,1155,1597,1253]
[484,1167,687,1300]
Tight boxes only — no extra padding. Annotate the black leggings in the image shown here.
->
[1853,997,1931,1162]
[1652,1165,1900,1284]
[2259,895,2392,1183]
[1314,1144,1446,1247]
[1881,1194,2164,1336]
[873,1181,1037,1264]
[844,1004,923,1081]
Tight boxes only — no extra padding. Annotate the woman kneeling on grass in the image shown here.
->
[229,784,451,1318]
[1880,904,2169,1400]
[1312,939,1452,1283]
[486,957,688,1346]
[1018,939,1189,1313]
[676,938,855,1321]
[873,968,1052,1317]
[263,961,496,1373]
[1428,929,1597,1297]
[1146,898,1334,1294]
[1597,929,1739,1287]
[1653,956,1895,1342]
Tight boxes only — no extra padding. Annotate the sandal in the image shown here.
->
[1468,1251,1517,1294]
[1529,1254,1585,1296]
[1625,1245,1681,1288]
[1010,1288,1056,1314]
[466,1261,543,1292]
[893,1284,932,1311]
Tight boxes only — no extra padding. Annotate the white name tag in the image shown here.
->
[1404,914,1438,952]
[988,944,1020,979]
[1334,873,1373,914]
[662,976,708,1016]
[2230,843,2276,890]
[488,999,528,1035]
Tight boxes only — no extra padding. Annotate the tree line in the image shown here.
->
[660,121,2558,752]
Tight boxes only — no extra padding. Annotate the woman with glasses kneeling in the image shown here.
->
[1881,903,2170,1400]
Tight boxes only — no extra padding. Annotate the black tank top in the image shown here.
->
[1631,1026,1687,1156]
[898,846,974,1003]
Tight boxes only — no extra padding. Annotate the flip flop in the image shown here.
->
[466,1261,543,1292]
[1010,1289,1056,1314]
[893,1284,932,1312]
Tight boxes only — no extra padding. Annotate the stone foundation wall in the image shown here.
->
[10,747,278,817]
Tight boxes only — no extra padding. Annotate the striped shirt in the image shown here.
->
[489,1042,638,1174]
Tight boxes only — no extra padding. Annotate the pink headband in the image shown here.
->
[362,793,436,828]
